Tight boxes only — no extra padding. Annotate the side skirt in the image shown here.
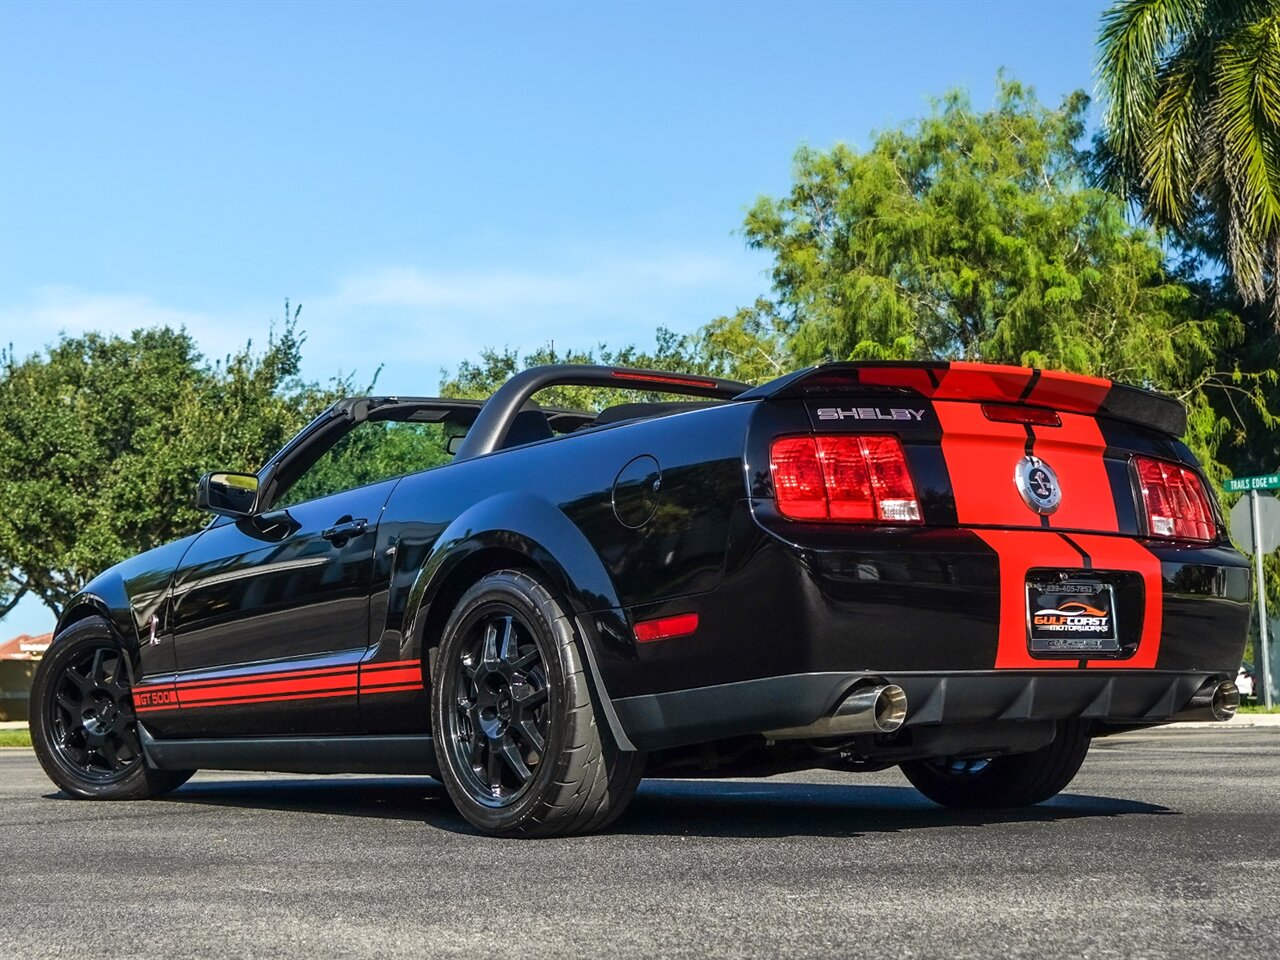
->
[138,724,439,776]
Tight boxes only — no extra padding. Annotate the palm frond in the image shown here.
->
[1145,33,1216,222]
[1097,0,1206,172]
[1213,16,1280,238]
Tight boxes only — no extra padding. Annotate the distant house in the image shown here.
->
[0,632,51,722]
[0,632,52,661]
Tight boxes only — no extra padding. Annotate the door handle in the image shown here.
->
[321,517,368,545]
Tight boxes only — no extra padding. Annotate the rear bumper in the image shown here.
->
[613,669,1231,751]
[602,513,1251,702]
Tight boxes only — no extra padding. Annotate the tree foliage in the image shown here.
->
[279,421,454,508]
[0,305,354,616]
[1096,0,1280,317]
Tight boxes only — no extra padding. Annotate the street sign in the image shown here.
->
[1225,474,1280,492]
[1230,494,1280,555]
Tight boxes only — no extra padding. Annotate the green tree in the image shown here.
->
[732,77,1274,483]
[0,306,354,617]
[1096,0,1280,317]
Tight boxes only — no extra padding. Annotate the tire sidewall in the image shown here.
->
[901,720,1091,808]
[430,572,576,835]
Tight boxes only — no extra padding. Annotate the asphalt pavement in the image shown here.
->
[1,729,1277,959]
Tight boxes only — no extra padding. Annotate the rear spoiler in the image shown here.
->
[738,361,1187,438]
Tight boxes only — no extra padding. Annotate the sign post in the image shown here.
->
[1226,474,1279,709]
[1251,489,1272,708]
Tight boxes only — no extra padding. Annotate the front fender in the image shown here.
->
[52,531,203,669]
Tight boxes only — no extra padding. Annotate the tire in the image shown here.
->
[30,618,195,800]
[430,569,645,837]
[899,719,1091,809]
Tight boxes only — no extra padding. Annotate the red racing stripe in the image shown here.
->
[136,658,427,711]
[1029,412,1119,533]
[1067,534,1164,669]
[179,671,359,706]
[936,401,1033,527]
[975,529,1164,669]
[974,530,1083,669]
[175,688,363,709]
[359,667,422,690]
[933,362,1034,402]
[1027,369,1110,413]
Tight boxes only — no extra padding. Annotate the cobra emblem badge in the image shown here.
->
[1015,455,1062,515]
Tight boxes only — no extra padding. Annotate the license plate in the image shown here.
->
[1026,579,1119,654]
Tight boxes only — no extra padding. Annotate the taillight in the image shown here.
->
[1134,456,1215,542]
[770,435,922,523]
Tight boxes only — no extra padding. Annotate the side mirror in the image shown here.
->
[445,434,465,456]
[196,472,260,518]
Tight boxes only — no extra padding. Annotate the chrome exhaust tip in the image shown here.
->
[1210,680,1240,722]
[835,683,908,734]
[763,684,908,740]
[1172,679,1239,723]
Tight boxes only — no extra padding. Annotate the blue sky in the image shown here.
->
[0,0,1109,635]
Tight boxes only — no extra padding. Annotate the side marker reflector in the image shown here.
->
[633,612,699,643]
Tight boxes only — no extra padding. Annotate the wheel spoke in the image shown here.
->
[99,737,120,770]
[514,718,545,753]
[498,739,532,782]
[485,741,504,794]
[497,616,517,663]
[481,622,500,667]
[66,667,94,695]
[55,689,80,713]
[90,649,106,684]
[515,685,548,709]
[110,733,137,768]
[511,647,540,671]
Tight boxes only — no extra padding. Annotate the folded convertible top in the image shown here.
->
[739,361,1187,438]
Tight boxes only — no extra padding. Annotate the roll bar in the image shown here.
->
[453,364,751,460]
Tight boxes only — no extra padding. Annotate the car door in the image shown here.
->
[157,411,432,738]
[160,479,396,737]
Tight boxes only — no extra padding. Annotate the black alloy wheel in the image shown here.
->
[30,619,195,800]
[445,609,550,807]
[431,570,645,837]
[45,644,141,783]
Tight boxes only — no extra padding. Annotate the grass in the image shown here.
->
[1238,703,1280,714]
[0,728,32,748]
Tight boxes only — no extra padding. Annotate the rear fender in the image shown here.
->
[400,491,637,749]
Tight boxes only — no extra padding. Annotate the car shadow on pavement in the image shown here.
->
[619,779,1172,838]
[108,774,1173,839]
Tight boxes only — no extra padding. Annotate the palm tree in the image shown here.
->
[1096,0,1280,319]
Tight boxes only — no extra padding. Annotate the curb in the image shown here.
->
[1133,714,1280,730]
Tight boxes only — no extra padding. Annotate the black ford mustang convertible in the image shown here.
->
[31,362,1250,836]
